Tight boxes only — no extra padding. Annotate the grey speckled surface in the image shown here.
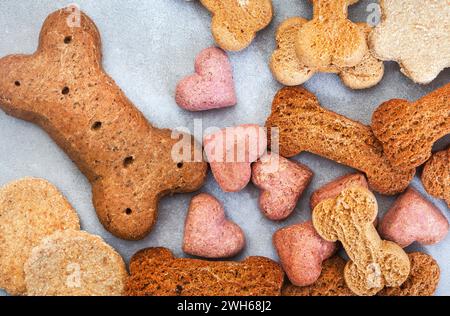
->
[0,0,449,296]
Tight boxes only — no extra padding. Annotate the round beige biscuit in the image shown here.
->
[24,229,127,296]
[0,178,80,295]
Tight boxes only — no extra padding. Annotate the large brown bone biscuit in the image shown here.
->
[371,83,450,170]
[312,187,411,296]
[125,247,284,296]
[0,9,207,240]
[265,87,415,195]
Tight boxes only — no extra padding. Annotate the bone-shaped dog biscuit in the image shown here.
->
[265,87,415,195]
[295,0,367,71]
[125,247,284,296]
[270,17,384,89]
[312,187,411,296]
[372,83,449,170]
[0,9,207,240]
[200,0,273,51]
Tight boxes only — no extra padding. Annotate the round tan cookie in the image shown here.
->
[0,178,80,295]
[24,230,127,296]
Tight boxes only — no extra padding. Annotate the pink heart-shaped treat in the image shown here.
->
[379,187,449,248]
[176,47,237,111]
[183,193,245,258]
[204,124,267,192]
[252,152,313,221]
[273,221,337,287]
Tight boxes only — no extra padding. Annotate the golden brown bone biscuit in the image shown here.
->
[200,0,273,51]
[125,247,284,296]
[378,252,440,297]
[295,0,367,71]
[265,87,415,195]
[371,83,450,170]
[422,147,450,208]
[312,187,410,296]
[270,17,383,89]
[0,9,207,240]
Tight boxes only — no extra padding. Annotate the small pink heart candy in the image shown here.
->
[252,152,313,221]
[204,124,267,192]
[183,193,245,258]
[176,47,237,111]
[273,221,337,287]
[379,187,449,248]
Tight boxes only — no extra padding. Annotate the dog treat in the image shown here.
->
[310,173,368,210]
[125,247,284,296]
[282,256,354,296]
[379,188,449,248]
[204,124,267,192]
[273,221,336,287]
[295,0,367,71]
[183,193,245,258]
[24,230,127,296]
[370,0,450,84]
[265,87,415,195]
[378,252,440,297]
[312,187,410,296]
[200,0,273,51]
[0,9,207,240]
[271,17,383,89]
[371,83,450,170]
[422,147,450,208]
[176,47,236,111]
[0,178,80,296]
[252,152,313,221]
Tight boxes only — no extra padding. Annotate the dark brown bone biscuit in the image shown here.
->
[0,9,207,240]
[265,86,415,195]
[125,247,284,296]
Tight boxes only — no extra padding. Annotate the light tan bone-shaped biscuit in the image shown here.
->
[295,0,367,71]
[312,187,411,296]
[370,0,450,84]
[271,18,384,89]
[200,0,273,51]
[0,9,207,240]
[422,147,450,208]
[265,87,415,195]
[371,83,449,170]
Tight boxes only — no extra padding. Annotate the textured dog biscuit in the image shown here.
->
[370,0,450,84]
[310,173,368,210]
[265,87,415,195]
[312,187,410,296]
[378,252,440,297]
[183,193,245,258]
[422,147,450,208]
[252,152,313,221]
[282,256,354,296]
[24,230,127,296]
[270,17,383,89]
[296,0,367,71]
[0,178,80,296]
[372,83,450,170]
[125,247,284,296]
[273,221,336,287]
[200,0,273,51]
[0,9,207,240]
[379,188,449,248]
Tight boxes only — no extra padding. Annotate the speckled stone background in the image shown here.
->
[0,0,449,296]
